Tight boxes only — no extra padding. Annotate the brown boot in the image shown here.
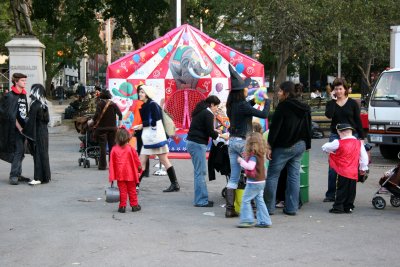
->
[225,188,238,218]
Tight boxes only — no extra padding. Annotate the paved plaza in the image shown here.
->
[0,103,399,267]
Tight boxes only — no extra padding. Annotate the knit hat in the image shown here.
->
[336,123,355,132]
[140,85,156,100]
[229,65,250,90]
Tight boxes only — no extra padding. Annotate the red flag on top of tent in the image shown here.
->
[107,24,264,130]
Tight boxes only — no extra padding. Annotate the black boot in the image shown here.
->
[143,158,150,177]
[225,188,238,218]
[163,166,180,192]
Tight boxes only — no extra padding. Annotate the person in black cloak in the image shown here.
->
[23,84,51,185]
[0,73,29,185]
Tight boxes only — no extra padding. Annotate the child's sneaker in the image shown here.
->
[118,206,126,213]
[132,205,141,212]
[237,222,255,228]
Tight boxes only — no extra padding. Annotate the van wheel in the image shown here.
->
[379,145,400,159]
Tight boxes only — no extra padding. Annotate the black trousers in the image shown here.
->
[10,130,25,178]
[333,174,357,211]
[96,127,116,169]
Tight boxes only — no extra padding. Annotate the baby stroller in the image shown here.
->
[75,116,100,168]
[372,153,400,209]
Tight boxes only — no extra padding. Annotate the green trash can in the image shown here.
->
[300,151,309,203]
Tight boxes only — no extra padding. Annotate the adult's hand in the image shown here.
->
[134,124,143,130]
[266,148,272,160]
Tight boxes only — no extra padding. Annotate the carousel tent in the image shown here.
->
[107,24,264,131]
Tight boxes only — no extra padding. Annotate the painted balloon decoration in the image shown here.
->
[158,48,167,58]
[229,51,236,58]
[235,63,245,74]
[133,54,140,63]
[215,83,223,92]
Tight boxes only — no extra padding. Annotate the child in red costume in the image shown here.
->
[322,123,369,214]
[109,127,142,213]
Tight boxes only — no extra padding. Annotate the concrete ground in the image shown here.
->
[0,101,399,267]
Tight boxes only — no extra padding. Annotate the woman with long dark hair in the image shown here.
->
[225,66,270,217]
[264,81,312,216]
[187,95,227,207]
[23,84,51,185]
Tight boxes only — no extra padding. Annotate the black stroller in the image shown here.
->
[75,116,100,168]
[372,154,400,209]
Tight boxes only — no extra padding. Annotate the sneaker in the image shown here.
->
[323,197,335,202]
[275,201,285,208]
[237,222,256,228]
[118,206,126,213]
[132,205,141,212]
[255,224,272,228]
[9,177,19,185]
[194,201,214,207]
[28,180,41,185]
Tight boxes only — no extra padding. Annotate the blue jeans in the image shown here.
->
[265,140,306,214]
[240,181,272,225]
[186,140,209,206]
[227,138,246,189]
[325,132,358,199]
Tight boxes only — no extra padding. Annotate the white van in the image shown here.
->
[368,68,400,158]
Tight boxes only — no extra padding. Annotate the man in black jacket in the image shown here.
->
[0,73,29,185]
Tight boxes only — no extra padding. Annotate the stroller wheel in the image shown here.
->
[372,196,386,209]
[221,187,227,199]
[95,158,99,166]
[85,160,90,168]
[78,158,83,166]
[390,195,400,207]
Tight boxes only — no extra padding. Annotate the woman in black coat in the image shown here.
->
[23,84,51,184]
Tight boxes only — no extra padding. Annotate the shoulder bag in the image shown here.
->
[142,101,168,149]
[91,100,111,141]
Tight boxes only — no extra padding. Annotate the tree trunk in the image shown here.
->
[273,43,289,107]
[356,57,372,96]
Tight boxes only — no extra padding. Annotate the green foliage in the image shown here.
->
[0,1,13,55]
[103,0,170,49]
[31,0,104,89]
[203,0,400,95]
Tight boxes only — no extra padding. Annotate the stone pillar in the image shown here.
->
[6,36,45,94]
[6,37,61,127]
